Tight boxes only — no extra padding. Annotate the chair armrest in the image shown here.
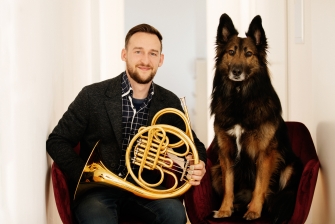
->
[288,159,320,224]
[184,159,214,224]
[51,163,74,224]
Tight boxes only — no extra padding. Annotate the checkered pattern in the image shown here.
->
[117,72,154,176]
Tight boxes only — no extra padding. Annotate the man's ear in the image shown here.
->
[158,53,164,67]
[121,48,127,61]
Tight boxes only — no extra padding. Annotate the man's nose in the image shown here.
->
[140,53,150,64]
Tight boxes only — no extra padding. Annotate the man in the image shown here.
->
[47,23,207,224]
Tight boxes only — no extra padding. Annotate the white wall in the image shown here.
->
[285,0,335,223]
[312,0,335,219]
[286,0,335,223]
[287,0,335,223]
[287,1,314,223]
[287,0,314,131]
[0,1,124,223]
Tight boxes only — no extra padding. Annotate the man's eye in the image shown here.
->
[228,50,235,55]
[151,52,157,56]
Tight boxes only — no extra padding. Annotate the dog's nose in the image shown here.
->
[232,66,243,76]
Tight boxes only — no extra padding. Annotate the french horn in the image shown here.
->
[74,97,199,200]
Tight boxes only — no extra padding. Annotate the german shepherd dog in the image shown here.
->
[210,14,303,223]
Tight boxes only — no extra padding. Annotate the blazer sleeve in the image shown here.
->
[46,87,90,183]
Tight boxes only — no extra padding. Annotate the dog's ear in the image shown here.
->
[216,13,238,44]
[246,15,267,49]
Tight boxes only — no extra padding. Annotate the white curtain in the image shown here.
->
[0,1,124,223]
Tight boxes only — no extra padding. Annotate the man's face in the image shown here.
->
[121,32,164,84]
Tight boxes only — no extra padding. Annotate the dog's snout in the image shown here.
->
[232,66,243,76]
[228,64,245,81]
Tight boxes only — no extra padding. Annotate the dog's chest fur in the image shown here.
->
[226,124,244,158]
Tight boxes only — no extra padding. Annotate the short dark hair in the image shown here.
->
[125,24,163,51]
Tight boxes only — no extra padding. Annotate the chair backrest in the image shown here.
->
[285,121,318,165]
[285,122,320,224]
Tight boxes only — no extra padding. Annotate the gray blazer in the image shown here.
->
[46,72,207,196]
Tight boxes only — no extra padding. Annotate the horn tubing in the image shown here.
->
[125,124,199,196]
[74,97,199,200]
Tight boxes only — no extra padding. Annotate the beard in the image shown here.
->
[127,63,156,84]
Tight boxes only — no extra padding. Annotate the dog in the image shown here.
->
[210,13,303,223]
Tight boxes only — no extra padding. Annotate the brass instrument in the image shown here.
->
[74,97,199,200]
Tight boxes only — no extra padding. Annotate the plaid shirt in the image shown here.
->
[117,72,154,176]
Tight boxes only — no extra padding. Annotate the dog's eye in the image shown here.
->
[245,51,253,57]
[228,50,235,56]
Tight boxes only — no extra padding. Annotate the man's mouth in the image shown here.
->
[137,65,152,71]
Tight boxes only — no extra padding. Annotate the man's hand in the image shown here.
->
[186,155,206,186]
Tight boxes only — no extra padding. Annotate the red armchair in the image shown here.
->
[184,121,320,224]
[51,144,144,224]
[52,163,147,224]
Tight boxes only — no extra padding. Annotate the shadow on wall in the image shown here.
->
[45,154,52,218]
[314,121,335,224]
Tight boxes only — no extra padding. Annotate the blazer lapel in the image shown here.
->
[148,83,165,124]
[104,74,123,149]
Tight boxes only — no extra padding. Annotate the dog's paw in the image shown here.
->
[213,209,233,218]
[243,210,261,220]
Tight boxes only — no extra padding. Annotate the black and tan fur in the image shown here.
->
[210,14,302,223]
